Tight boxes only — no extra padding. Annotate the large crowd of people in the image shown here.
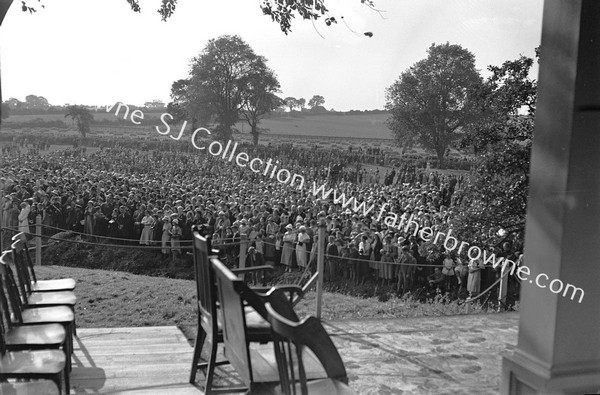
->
[1,136,520,298]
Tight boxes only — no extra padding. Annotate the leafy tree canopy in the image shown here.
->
[180,35,279,142]
[452,52,538,244]
[240,62,282,146]
[284,96,297,112]
[308,95,325,108]
[385,43,484,168]
[65,105,94,138]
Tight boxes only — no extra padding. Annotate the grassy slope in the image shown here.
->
[36,265,492,341]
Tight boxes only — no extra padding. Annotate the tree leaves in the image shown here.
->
[18,0,378,35]
[385,43,483,168]
[176,35,280,143]
[65,105,94,139]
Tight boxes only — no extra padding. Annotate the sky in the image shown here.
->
[0,0,544,111]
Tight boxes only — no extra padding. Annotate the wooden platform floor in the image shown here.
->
[71,326,202,394]
[70,313,519,394]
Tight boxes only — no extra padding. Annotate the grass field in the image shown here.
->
[234,113,391,139]
[6,112,392,140]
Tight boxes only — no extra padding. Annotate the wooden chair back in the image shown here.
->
[192,232,218,330]
[10,238,34,300]
[12,233,38,283]
[0,251,25,325]
[211,257,254,387]
[0,252,18,354]
[265,290,349,395]
[0,254,14,334]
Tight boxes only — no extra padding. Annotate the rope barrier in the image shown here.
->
[6,225,509,272]
[39,224,193,244]
[8,230,188,250]
[3,226,251,251]
[258,239,454,267]
[4,225,512,310]
[459,269,509,305]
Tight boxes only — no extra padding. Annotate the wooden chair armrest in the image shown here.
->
[252,285,303,303]
[238,282,300,320]
[231,265,273,274]
[232,265,274,286]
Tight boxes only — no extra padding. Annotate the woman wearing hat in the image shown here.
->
[18,201,31,241]
[281,224,295,272]
[265,217,277,264]
[139,210,154,246]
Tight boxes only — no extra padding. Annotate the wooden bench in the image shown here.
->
[211,257,331,393]
[189,233,302,394]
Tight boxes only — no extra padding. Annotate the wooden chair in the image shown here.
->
[11,233,76,292]
[10,239,77,308]
[0,380,60,395]
[10,239,77,338]
[0,311,67,394]
[212,257,328,393]
[0,275,69,394]
[265,289,356,395]
[0,252,75,375]
[189,233,302,394]
[0,256,69,367]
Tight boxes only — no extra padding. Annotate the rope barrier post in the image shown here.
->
[316,218,326,319]
[239,234,248,279]
[498,270,508,312]
[35,215,42,266]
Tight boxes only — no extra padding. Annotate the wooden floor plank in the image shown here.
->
[70,326,202,394]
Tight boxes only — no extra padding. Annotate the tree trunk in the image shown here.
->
[436,146,445,169]
[251,124,259,146]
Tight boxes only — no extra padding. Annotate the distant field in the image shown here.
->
[235,113,392,139]
[6,112,392,139]
[4,111,164,123]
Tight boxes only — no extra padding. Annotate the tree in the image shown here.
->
[385,43,484,168]
[1,1,376,122]
[24,94,49,110]
[452,53,538,242]
[65,105,94,138]
[187,35,274,141]
[296,98,306,110]
[284,97,297,112]
[5,97,23,110]
[240,61,282,146]
[308,95,325,108]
